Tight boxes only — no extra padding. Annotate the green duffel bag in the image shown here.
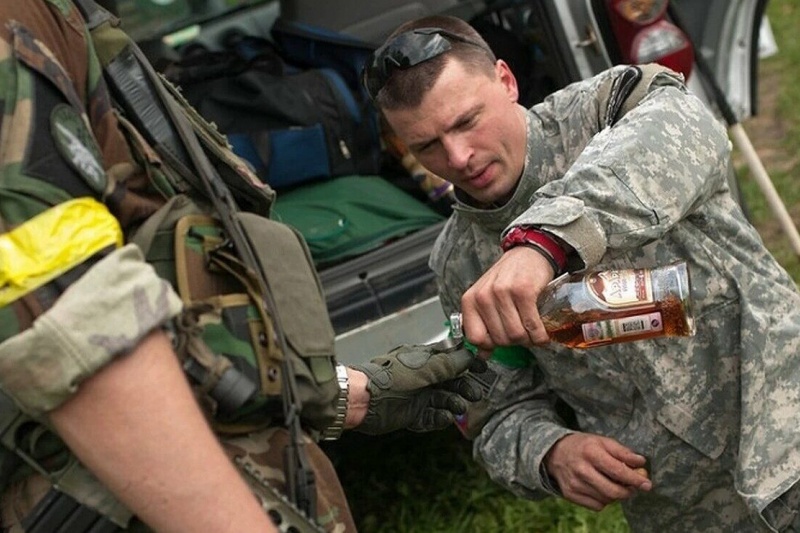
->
[272,175,445,266]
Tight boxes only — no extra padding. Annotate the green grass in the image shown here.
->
[325,430,629,533]
[328,1,800,530]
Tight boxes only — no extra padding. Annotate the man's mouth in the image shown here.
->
[466,164,493,189]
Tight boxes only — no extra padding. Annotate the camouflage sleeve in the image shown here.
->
[472,361,574,498]
[510,65,731,269]
[431,220,574,494]
[0,244,183,417]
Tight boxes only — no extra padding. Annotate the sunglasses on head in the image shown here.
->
[362,27,490,103]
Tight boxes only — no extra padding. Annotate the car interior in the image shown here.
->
[107,0,572,337]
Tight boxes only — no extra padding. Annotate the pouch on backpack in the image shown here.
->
[132,198,338,435]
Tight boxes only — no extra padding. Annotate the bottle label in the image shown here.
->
[581,312,664,343]
[586,268,653,308]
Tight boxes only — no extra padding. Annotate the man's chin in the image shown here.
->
[458,189,500,208]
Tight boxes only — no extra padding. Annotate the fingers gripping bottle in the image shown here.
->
[451,262,696,349]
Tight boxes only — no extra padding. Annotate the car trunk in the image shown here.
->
[118,0,765,363]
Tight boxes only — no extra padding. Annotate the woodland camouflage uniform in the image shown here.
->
[432,65,800,532]
[0,1,354,530]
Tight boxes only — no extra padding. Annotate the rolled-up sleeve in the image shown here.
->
[0,244,183,416]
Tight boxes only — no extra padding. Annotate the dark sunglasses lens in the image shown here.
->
[364,31,452,100]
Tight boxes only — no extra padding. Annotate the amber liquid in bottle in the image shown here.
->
[538,262,695,349]
[451,262,695,349]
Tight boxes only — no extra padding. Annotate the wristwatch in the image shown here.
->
[320,363,349,440]
[501,226,568,276]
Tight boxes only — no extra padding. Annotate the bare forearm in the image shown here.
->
[344,367,369,428]
[49,329,276,533]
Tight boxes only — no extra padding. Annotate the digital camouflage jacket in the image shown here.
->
[431,64,800,531]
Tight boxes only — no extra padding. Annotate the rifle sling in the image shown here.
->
[118,16,318,523]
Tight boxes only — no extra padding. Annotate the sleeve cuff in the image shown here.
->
[506,196,607,271]
[501,227,569,275]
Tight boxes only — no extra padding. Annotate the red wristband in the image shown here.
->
[501,227,568,274]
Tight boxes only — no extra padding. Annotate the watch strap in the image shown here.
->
[501,227,568,275]
[320,363,349,441]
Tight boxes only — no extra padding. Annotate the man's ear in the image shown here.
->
[495,60,519,103]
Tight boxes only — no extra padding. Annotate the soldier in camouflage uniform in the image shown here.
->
[0,2,482,531]
[365,14,800,533]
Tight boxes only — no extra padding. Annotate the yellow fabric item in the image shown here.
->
[0,198,123,306]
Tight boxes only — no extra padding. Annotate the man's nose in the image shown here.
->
[443,136,471,170]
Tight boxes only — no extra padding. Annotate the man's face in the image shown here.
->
[383,58,527,206]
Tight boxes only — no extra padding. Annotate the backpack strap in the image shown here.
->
[604,63,681,128]
[604,65,643,128]
[73,0,111,30]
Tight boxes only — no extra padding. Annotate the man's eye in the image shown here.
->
[417,141,437,154]
[459,116,477,129]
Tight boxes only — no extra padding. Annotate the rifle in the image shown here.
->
[0,389,123,532]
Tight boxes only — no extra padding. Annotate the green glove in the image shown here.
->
[351,341,484,435]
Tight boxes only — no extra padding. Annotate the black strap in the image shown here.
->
[21,488,121,533]
[136,47,318,520]
[73,0,318,521]
[89,5,317,521]
[74,0,196,193]
[73,0,110,30]
[604,65,643,128]
[104,47,196,190]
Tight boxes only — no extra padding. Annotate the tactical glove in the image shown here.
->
[351,341,484,435]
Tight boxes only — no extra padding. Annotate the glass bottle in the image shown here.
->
[451,261,695,349]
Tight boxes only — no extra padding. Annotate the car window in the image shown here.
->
[115,0,268,42]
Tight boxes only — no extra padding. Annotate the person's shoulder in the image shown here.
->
[583,64,685,95]
[0,0,84,51]
[566,65,631,91]
[539,66,628,108]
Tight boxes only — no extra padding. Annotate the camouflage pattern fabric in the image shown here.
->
[0,245,180,417]
[0,0,167,345]
[0,1,355,530]
[220,427,356,533]
[430,65,800,531]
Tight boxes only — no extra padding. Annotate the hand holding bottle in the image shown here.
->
[458,250,695,350]
[459,246,562,353]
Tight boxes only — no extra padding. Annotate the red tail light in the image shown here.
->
[606,0,694,78]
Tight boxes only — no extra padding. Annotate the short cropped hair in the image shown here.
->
[374,15,497,111]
